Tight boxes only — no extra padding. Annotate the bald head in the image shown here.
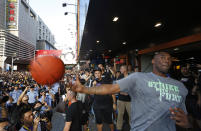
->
[153,52,171,59]
[67,90,77,98]
[152,52,172,76]
[120,65,128,74]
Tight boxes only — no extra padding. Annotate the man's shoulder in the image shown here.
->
[116,72,150,82]
[19,128,25,131]
[128,72,150,77]
[168,77,185,85]
[68,102,81,111]
[19,126,29,131]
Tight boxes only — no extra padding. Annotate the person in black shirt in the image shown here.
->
[179,66,197,115]
[18,104,40,131]
[98,64,112,83]
[179,65,195,96]
[92,68,116,131]
[10,86,32,130]
[63,90,83,131]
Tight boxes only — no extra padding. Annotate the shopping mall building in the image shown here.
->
[0,0,56,71]
[78,0,201,74]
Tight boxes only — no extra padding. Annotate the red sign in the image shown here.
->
[104,56,110,59]
[120,59,125,64]
[35,50,62,57]
[10,10,14,15]
[9,3,15,8]
[6,0,18,29]
[9,17,14,21]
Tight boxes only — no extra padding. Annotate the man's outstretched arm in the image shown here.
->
[84,84,120,95]
[72,76,120,95]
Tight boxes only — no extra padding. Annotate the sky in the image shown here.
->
[29,0,77,50]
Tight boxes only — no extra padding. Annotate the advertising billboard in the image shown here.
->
[60,47,76,65]
[35,50,76,64]
[35,50,62,57]
[6,0,18,30]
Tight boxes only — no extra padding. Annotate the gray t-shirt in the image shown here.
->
[116,72,188,131]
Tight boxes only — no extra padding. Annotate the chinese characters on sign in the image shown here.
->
[35,50,62,57]
[6,0,18,30]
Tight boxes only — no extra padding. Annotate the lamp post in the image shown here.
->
[62,1,80,63]
[11,53,17,74]
[64,12,76,15]
[62,2,77,15]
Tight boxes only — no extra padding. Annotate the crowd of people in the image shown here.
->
[0,52,201,131]
[0,72,58,131]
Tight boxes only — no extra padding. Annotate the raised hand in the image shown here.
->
[92,80,97,86]
[113,103,117,111]
[25,86,30,91]
[34,117,40,126]
[71,75,85,93]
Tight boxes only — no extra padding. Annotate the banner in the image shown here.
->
[35,50,62,57]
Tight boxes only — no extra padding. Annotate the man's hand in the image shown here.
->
[44,102,48,106]
[33,117,40,126]
[42,92,46,97]
[3,92,9,96]
[25,86,29,91]
[71,75,85,93]
[33,117,40,131]
[48,89,51,94]
[170,107,191,128]
[92,81,97,86]
[197,64,201,68]
[113,103,117,111]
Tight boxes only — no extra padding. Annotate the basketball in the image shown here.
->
[30,56,65,85]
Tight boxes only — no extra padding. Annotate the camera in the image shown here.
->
[34,109,49,131]
[34,107,48,122]
[94,78,100,83]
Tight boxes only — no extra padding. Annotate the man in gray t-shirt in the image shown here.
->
[116,72,188,131]
[73,52,191,131]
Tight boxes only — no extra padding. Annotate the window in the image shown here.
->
[21,0,29,12]
[30,11,36,19]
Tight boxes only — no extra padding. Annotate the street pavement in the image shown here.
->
[51,110,130,131]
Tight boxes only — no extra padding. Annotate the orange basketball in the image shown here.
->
[30,56,65,85]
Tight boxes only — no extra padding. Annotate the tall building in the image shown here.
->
[0,0,8,71]
[0,0,6,30]
[0,0,56,71]
[36,16,56,50]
